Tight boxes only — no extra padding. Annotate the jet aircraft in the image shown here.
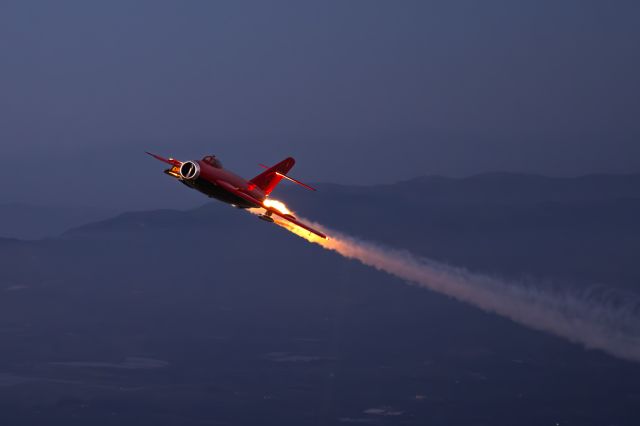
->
[146,152,327,239]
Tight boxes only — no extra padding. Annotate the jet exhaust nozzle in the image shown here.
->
[179,161,200,180]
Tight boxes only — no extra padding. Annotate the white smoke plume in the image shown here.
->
[261,209,640,363]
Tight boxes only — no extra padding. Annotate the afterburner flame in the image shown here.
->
[263,199,292,215]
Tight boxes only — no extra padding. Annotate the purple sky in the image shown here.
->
[1,1,639,209]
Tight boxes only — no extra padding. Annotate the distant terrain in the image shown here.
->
[0,173,639,426]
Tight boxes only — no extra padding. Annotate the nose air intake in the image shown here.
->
[180,161,200,180]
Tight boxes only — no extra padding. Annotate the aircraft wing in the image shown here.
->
[215,180,327,239]
[265,208,328,240]
[146,151,182,167]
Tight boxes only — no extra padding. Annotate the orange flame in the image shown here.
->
[263,199,293,215]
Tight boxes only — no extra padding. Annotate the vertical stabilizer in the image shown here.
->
[249,157,296,195]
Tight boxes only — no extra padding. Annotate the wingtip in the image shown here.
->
[146,151,180,166]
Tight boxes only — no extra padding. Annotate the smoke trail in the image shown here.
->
[260,210,640,363]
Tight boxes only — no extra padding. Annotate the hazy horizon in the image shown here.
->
[3,168,640,211]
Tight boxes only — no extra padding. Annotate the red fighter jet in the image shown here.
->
[146,152,327,239]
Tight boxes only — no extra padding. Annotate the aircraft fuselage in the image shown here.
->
[176,160,266,209]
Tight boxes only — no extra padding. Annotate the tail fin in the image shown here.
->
[249,157,296,195]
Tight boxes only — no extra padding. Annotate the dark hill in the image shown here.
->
[1,173,639,425]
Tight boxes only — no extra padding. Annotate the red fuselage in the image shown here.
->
[179,159,266,209]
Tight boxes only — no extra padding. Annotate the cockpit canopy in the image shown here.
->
[202,155,222,168]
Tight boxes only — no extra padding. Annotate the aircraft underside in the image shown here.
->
[182,178,257,209]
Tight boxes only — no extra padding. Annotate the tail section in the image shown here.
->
[249,157,296,195]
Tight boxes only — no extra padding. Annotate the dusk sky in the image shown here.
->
[1,1,639,209]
